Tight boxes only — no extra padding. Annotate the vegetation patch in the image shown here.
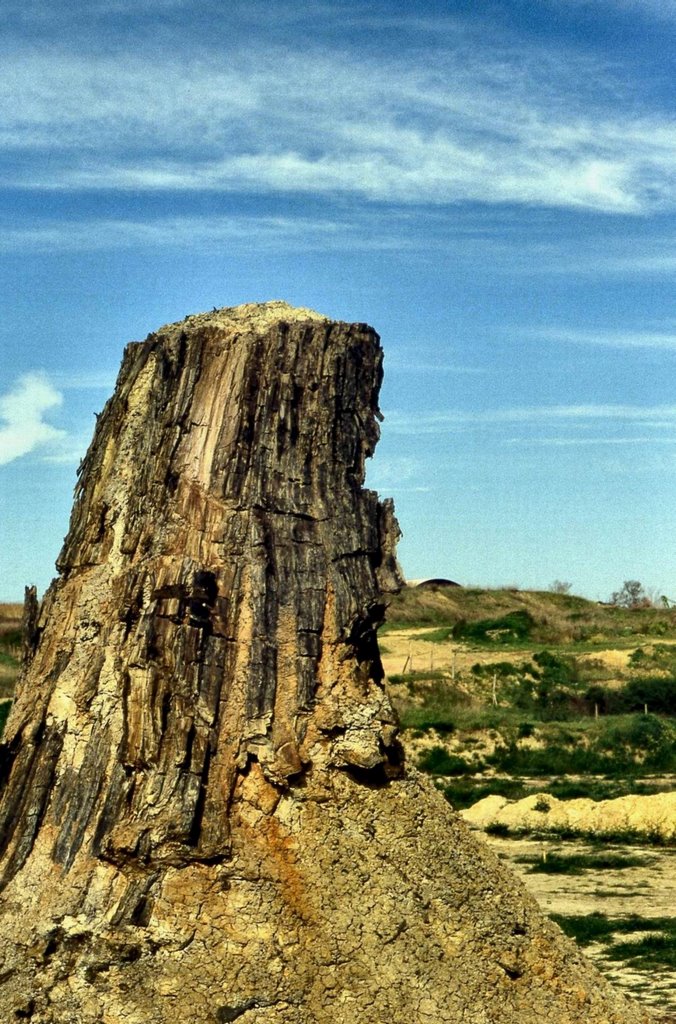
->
[417,746,478,776]
[452,610,535,644]
[608,931,676,970]
[587,676,676,716]
[516,851,650,875]
[552,912,676,970]
[486,714,676,775]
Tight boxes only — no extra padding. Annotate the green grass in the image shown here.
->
[417,746,477,776]
[439,774,661,811]
[551,913,676,969]
[482,815,673,845]
[609,932,676,969]
[552,911,672,943]
[545,777,670,802]
[515,851,650,874]
[483,714,676,775]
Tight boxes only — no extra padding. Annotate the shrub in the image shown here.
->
[452,610,535,644]
[485,822,510,837]
[596,714,674,769]
[417,746,475,776]
[624,676,676,715]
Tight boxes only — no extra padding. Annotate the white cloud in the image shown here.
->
[0,212,423,254]
[1,41,675,214]
[0,373,66,465]
[385,403,676,434]
[533,327,676,350]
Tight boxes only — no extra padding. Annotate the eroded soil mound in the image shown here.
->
[463,790,676,842]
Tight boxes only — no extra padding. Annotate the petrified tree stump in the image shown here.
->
[0,303,649,1024]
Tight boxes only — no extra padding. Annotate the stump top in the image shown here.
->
[156,300,330,338]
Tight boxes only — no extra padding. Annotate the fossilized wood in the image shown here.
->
[0,303,401,884]
[0,302,649,1024]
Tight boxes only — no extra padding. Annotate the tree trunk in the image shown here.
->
[0,303,648,1024]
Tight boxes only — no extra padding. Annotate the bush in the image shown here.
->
[624,676,676,715]
[417,746,475,776]
[585,678,676,717]
[596,714,674,769]
[471,660,522,678]
[487,741,633,776]
[452,610,535,644]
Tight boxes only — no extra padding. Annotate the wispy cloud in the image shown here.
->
[503,436,676,446]
[0,373,66,465]
[385,403,676,434]
[532,327,676,350]
[0,213,412,254]
[563,0,676,21]
[1,37,675,214]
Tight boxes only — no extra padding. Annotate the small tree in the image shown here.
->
[550,580,572,595]
[610,580,650,609]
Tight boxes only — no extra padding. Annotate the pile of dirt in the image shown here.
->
[462,790,676,841]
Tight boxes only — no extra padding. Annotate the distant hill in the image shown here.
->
[384,584,676,646]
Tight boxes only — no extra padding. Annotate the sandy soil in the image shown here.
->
[462,790,676,842]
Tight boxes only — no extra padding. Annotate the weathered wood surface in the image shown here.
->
[0,303,649,1024]
[0,302,401,882]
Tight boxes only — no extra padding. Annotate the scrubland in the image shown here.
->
[382,584,676,1012]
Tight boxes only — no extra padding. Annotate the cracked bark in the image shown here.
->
[0,303,649,1024]
[0,303,401,885]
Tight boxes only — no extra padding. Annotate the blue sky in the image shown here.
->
[2,0,676,601]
